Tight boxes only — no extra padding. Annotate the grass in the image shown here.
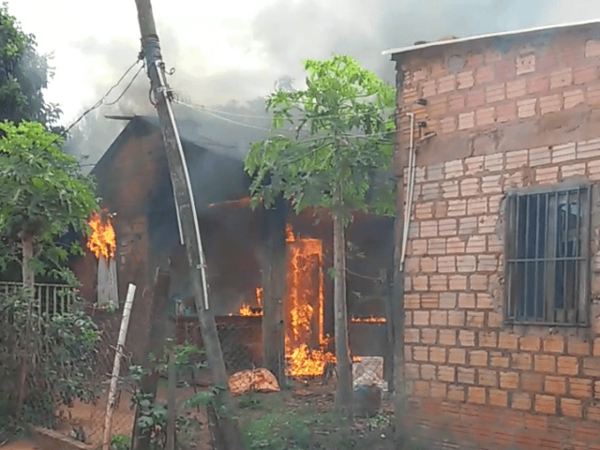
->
[241,404,353,450]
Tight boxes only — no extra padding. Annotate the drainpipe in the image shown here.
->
[399,112,416,272]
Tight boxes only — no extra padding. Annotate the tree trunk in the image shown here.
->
[332,212,353,420]
[261,197,286,383]
[16,233,34,416]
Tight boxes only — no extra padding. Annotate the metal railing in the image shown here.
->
[0,281,78,317]
[505,185,591,326]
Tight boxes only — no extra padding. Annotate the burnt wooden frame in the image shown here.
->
[504,183,591,326]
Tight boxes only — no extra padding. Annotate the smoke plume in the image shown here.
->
[64,0,595,168]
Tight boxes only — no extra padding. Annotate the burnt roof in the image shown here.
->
[91,115,239,176]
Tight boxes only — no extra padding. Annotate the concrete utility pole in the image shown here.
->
[133,1,244,449]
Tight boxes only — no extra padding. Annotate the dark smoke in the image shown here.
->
[65,0,591,169]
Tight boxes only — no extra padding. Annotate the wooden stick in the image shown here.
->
[101,283,136,450]
[165,347,176,450]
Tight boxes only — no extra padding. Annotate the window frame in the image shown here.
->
[504,182,592,327]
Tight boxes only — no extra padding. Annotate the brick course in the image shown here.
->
[394,21,600,450]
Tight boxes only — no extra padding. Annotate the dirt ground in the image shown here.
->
[1,441,39,450]
[4,380,399,450]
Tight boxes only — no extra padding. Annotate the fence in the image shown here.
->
[0,281,78,316]
[46,312,400,450]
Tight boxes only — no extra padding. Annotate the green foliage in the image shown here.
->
[244,54,396,223]
[0,288,99,426]
[237,393,263,411]
[128,343,206,449]
[366,413,391,430]
[242,406,352,450]
[132,390,202,449]
[0,121,98,283]
[0,3,61,126]
[110,434,132,450]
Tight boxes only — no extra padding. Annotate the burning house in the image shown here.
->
[74,115,394,384]
[388,20,600,449]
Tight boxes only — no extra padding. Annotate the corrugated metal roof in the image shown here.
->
[382,19,600,57]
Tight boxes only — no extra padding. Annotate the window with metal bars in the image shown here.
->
[505,185,591,326]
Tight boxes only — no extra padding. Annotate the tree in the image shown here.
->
[0,3,61,126]
[0,120,98,414]
[244,55,395,418]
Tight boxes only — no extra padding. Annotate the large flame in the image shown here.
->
[285,225,334,377]
[87,211,116,259]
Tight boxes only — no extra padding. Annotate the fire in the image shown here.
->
[87,210,116,259]
[238,287,263,317]
[288,345,336,376]
[239,304,261,317]
[286,224,295,243]
[351,316,387,323]
[285,224,334,377]
[256,287,263,308]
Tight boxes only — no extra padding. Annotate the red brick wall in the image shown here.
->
[393,23,600,450]
[394,23,600,169]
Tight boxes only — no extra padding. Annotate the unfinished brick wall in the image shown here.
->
[395,23,600,169]
[392,22,600,450]
[402,143,600,449]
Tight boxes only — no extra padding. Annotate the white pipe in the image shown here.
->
[101,283,136,450]
[400,113,416,272]
[155,61,210,311]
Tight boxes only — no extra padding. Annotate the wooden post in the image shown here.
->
[261,196,286,383]
[101,283,136,450]
[98,255,119,307]
[165,347,176,450]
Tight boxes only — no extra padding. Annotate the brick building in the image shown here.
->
[387,21,600,449]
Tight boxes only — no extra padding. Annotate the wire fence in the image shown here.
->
[46,312,394,450]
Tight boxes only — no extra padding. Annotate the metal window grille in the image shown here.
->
[505,185,591,326]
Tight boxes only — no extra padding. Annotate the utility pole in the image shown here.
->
[133,1,244,449]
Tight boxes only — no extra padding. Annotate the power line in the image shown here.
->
[173,100,271,131]
[33,57,143,164]
[174,97,395,122]
[105,62,145,106]
[175,98,394,142]
[62,58,143,138]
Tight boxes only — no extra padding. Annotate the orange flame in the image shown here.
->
[286,224,295,243]
[350,316,387,323]
[87,211,116,259]
[284,224,334,377]
[238,287,264,316]
[256,287,263,308]
[239,304,262,317]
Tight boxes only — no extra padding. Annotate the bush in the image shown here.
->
[242,405,353,450]
[0,288,98,429]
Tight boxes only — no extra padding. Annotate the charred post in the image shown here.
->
[261,195,286,383]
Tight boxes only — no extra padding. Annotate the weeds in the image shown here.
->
[242,405,353,450]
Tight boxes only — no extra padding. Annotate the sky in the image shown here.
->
[6,0,600,163]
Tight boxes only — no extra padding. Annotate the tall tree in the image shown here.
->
[0,4,61,126]
[244,55,395,418]
[0,120,98,413]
